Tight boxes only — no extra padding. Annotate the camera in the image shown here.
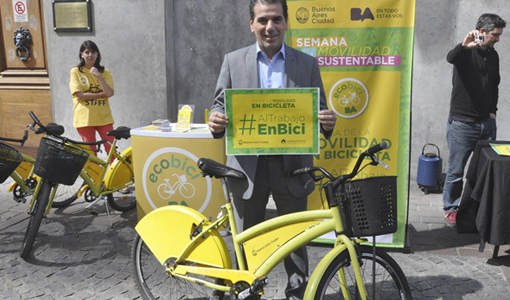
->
[475,35,484,43]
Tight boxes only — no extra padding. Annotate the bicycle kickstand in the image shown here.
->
[84,196,113,228]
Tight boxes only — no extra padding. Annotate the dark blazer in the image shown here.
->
[211,44,331,199]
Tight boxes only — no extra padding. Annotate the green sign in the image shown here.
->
[225,88,319,155]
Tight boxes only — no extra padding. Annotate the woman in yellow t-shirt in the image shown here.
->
[69,40,115,158]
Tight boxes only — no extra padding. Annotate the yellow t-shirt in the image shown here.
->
[70,66,114,128]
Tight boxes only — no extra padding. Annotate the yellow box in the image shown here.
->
[131,124,226,221]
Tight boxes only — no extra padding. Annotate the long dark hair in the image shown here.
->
[77,40,105,73]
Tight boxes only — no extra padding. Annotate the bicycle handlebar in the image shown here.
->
[0,130,29,146]
[290,141,388,190]
[28,111,107,147]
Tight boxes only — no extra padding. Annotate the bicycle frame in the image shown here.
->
[136,189,369,298]
[27,175,54,216]
[76,139,134,198]
[160,176,181,195]
[24,139,133,218]
[7,153,36,196]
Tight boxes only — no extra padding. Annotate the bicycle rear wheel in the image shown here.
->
[20,178,52,259]
[314,245,412,299]
[51,179,85,208]
[107,184,136,211]
[132,234,224,300]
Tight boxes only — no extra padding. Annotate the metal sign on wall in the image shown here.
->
[52,0,92,32]
[13,0,28,22]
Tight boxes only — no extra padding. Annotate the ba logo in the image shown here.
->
[329,78,369,119]
[142,147,212,213]
[351,7,374,22]
[296,7,309,24]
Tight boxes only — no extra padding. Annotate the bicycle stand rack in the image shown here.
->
[84,196,113,228]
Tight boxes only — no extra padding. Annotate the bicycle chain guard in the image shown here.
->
[84,188,97,202]
[12,178,37,202]
[27,178,38,189]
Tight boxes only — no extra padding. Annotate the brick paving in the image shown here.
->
[1,179,510,299]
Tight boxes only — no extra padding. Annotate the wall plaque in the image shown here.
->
[52,0,92,32]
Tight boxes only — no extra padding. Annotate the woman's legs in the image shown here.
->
[96,124,115,156]
[77,126,99,152]
[77,124,115,163]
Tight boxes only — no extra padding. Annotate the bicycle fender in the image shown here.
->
[304,244,347,299]
[77,184,89,198]
[7,174,36,193]
[135,205,231,269]
[7,181,17,193]
[104,146,133,190]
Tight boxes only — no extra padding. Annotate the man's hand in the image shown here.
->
[208,111,229,133]
[319,110,337,132]
[462,30,483,49]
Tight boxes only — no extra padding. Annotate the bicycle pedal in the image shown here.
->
[13,196,26,204]
[234,276,267,300]
[85,209,98,216]
[118,187,131,194]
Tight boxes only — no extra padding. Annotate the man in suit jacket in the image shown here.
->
[208,1,336,299]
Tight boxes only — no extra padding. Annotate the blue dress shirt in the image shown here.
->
[256,43,286,89]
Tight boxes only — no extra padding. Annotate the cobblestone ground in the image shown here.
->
[1,180,510,299]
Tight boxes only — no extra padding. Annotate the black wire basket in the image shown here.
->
[34,137,90,185]
[334,176,398,237]
[0,142,24,183]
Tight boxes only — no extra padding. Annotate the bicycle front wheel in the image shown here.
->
[51,179,85,208]
[132,234,224,300]
[314,245,412,300]
[107,184,136,211]
[20,178,52,259]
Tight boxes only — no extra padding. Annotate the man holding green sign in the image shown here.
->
[208,1,336,299]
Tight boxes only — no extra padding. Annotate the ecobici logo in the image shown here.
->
[329,78,369,119]
[142,147,212,213]
[80,76,89,86]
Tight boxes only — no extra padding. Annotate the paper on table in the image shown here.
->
[490,143,510,156]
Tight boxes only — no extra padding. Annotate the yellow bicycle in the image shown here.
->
[3,128,85,207]
[132,142,412,299]
[51,126,135,213]
[18,112,135,259]
[0,130,37,201]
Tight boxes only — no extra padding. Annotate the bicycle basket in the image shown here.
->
[34,137,90,185]
[336,176,398,237]
[0,142,23,183]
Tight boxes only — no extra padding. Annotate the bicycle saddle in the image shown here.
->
[107,126,131,139]
[35,123,65,136]
[197,158,246,180]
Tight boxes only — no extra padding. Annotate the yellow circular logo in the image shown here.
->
[142,147,212,212]
[80,76,89,86]
[329,78,369,118]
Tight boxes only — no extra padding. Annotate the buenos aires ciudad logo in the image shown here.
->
[142,147,212,212]
[329,78,369,118]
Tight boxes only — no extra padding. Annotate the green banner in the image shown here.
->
[286,0,416,248]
